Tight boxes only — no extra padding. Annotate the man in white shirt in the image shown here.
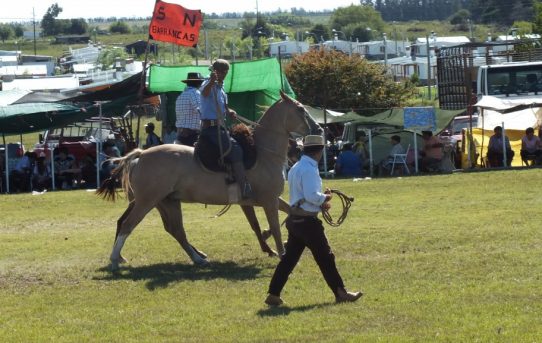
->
[175,72,204,146]
[265,135,362,306]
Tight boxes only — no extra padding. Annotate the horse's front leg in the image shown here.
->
[263,201,285,256]
[241,205,277,257]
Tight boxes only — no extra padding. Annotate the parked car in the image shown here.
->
[33,117,134,162]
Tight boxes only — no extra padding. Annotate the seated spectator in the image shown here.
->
[99,141,119,180]
[335,143,363,177]
[79,154,97,189]
[420,131,443,172]
[32,153,52,192]
[487,126,515,167]
[143,122,162,149]
[54,147,80,190]
[379,135,404,176]
[353,132,369,160]
[520,127,542,165]
[10,151,37,192]
[163,125,177,144]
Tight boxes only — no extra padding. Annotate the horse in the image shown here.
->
[97,91,322,270]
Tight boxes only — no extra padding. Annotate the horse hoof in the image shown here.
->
[119,256,128,264]
[267,250,278,257]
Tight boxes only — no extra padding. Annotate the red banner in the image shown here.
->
[148,0,202,47]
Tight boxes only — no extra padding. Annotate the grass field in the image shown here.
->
[1,169,542,342]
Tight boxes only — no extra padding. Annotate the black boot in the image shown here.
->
[232,161,252,199]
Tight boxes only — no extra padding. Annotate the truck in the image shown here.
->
[436,40,542,110]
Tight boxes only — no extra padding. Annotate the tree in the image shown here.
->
[534,0,542,34]
[329,4,385,34]
[285,50,416,112]
[69,19,88,35]
[97,47,129,70]
[0,24,13,42]
[109,21,131,34]
[11,24,24,38]
[41,3,63,36]
[449,9,470,25]
[307,24,330,42]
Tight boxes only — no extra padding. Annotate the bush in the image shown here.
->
[109,21,131,34]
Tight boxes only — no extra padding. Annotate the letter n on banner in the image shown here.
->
[148,0,202,47]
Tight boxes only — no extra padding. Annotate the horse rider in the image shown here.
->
[199,59,252,199]
[265,135,363,306]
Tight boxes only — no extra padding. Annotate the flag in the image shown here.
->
[149,0,203,47]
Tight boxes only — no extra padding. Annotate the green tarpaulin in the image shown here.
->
[348,108,465,132]
[148,58,295,121]
[0,95,137,135]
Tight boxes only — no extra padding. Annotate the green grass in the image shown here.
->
[1,169,541,341]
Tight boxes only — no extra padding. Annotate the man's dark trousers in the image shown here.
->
[268,215,345,296]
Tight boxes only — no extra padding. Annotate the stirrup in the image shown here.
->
[241,182,253,199]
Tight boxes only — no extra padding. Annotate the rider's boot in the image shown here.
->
[232,161,253,199]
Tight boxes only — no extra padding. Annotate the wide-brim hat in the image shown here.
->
[303,135,325,147]
[182,72,205,83]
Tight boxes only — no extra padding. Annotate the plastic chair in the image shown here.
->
[390,144,410,176]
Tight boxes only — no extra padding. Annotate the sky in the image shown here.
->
[2,0,359,21]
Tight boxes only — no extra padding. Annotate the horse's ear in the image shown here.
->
[280,90,291,102]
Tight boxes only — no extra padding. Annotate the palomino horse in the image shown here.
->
[97,91,322,270]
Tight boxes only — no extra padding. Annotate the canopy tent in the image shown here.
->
[306,107,362,125]
[148,58,296,121]
[475,95,542,130]
[466,127,524,167]
[0,95,138,135]
[348,108,464,132]
[340,107,464,175]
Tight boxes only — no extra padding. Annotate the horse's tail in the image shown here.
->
[96,149,143,202]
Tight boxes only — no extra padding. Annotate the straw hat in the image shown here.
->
[303,135,325,147]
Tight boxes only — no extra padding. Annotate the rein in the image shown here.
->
[321,189,354,227]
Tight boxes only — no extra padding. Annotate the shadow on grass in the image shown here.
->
[257,302,336,317]
[93,261,262,290]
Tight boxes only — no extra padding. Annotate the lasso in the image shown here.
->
[321,189,354,227]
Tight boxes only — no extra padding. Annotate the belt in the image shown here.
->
[289,207,319,217]
[201,119,219,129]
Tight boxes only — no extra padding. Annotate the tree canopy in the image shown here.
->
[0,24,13,43]
[285,50,416,113]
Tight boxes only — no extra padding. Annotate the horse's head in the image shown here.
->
[278,90,323,136]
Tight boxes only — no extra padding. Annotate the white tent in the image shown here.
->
[475,95,542,130]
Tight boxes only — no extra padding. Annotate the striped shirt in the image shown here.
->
[175,86,201,130]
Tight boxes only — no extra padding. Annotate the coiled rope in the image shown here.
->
[321,189,354,227]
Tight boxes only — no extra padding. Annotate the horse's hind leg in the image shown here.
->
[240,205,277,257]
[156,199,208,265]
[262,197,290,241]
[114,202,135,264]
[110,201,154,271]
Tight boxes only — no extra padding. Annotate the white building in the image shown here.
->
[269,40,309,58]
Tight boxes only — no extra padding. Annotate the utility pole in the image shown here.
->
[33,8,37,56]
[426,33,432,100]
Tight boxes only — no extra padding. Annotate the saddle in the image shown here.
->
[194,123,257,174]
